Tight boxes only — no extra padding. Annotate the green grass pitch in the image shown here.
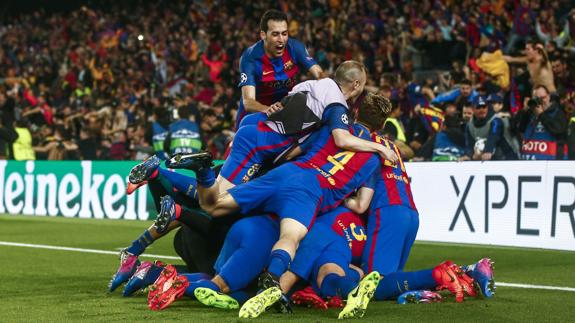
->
[1,214,574,322]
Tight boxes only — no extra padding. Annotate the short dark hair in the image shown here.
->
[460,79,472,86]
[358,93,393,132]
[178,105,191,119]
[260,10,288,33]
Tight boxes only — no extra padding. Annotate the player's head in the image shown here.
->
[260,10,288,58]
[334,60,367,104]
[357,92,392,132]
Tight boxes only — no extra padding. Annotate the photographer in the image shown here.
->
[516,85,568,160]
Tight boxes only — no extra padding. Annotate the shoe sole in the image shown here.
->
[239,287,282,318]
[154,197,174,233]
[153,276,189,310]
[475,259,495,298]
[129,163,150,184]
[194,288,239,310]
[338,272,380,319]
[148,266,177,305]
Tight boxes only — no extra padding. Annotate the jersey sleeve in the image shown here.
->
[290,39,317,70]
[363,163,380,189]
[238,50,257,88]
[323,104,350,132]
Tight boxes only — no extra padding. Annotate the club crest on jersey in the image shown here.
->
[341,114,349,125]
[240,73,247,84]
[284,60,294,71]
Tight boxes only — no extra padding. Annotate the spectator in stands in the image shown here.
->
[432,79,478,108]
[33,125,78,160]
[516,85,569,160]
[505,39,556,93]
[12,119,35,161]
[382,102,413,160]
[460,96,519,161]
[413,115,466,162]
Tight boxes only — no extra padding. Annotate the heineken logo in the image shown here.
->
[0,161,150,220]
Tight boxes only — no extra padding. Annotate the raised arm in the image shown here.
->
[503,55,528,64]
[241,85,269,112]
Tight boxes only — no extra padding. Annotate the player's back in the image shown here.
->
[316,206,367,265]
[371,134,417,211]
[294,123,379,212]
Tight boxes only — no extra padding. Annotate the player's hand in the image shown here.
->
[378,146,398,165]
[481,152,493,161]
[265,102,284,116]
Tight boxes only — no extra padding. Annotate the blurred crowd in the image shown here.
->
[0,0,574,161]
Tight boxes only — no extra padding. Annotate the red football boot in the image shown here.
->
[445,261,477,298]
[147,264,178,309]
[432,261,464,303]
[326,296,344,308]
[153,275,190,310]
[291,286,328,310]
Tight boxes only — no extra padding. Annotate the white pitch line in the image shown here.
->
[496,282,575,292]
[1,241,575,293]
[0,241,180,260]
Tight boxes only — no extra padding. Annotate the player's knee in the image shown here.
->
[316,263,345,287]
[279,218,308,242]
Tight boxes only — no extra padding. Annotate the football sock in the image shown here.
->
[229,290,249,304]
[267,249,292,278]
[185,278,220,297]
[196,168,215,187]
[320,273,357,298]
[126,230,154,256]
[374,269,435,300]
[158,168,198,200]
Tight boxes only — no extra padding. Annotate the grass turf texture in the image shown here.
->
[1,214,574,322]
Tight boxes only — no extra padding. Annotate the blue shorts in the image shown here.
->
[361,205,419,275]
[228,164,322,228]
[290,223,350,283]
[214,215,280,291]
[220,122,294,185]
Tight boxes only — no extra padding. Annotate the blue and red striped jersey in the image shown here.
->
[237,38,317,128]
[370,134,417,211]
[318,206,367,264]
[295,121,380,213]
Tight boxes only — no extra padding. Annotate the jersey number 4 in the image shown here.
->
[326,151,355,175]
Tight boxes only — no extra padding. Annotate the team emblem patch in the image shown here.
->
[341,114,349,125]
[240,73,247,84]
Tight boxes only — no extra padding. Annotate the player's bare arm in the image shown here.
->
[309,64,325,79]
[344,186,375,214]
[242,85,270,112]
[503,55,528,64]
[332,128,398,163]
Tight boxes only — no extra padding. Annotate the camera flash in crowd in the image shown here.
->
[138,34,144,41]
